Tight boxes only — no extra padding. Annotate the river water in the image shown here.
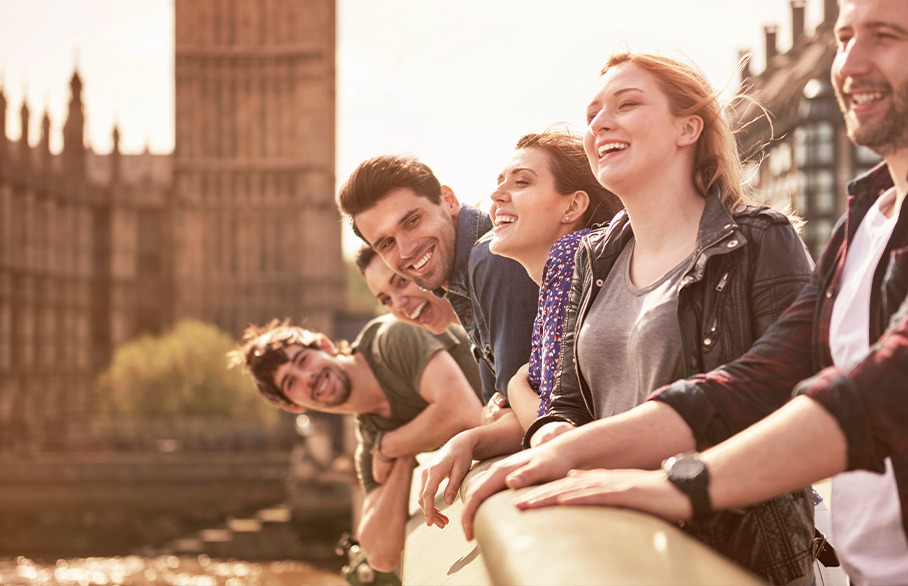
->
[0,555,345,586]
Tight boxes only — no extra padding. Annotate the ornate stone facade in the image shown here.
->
[0,0,343,450]
[173,0,342,335]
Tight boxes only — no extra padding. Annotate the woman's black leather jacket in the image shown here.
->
[528,192,818,585]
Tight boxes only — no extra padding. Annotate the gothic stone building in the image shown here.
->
[736,0,881,258]
[0,0,344,450]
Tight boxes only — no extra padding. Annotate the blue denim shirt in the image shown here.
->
[437,204,539,403]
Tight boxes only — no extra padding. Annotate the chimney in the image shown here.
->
[824,0,839,28]
[791,0,806,52]
[738,50,752,84]
[764,25,779,71]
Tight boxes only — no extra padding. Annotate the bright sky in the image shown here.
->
[0,0,827,257]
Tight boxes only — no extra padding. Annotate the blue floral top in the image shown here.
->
[529,229,588,415]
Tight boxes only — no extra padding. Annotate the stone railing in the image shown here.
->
[403,458,765,586]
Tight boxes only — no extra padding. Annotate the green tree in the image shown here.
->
[95,320,276,422]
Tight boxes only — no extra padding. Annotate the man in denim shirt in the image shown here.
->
[337,155,539,404]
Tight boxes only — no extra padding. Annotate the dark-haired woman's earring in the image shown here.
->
[564,215,570,222]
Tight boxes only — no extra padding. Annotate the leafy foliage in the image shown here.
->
[95,320,277,422]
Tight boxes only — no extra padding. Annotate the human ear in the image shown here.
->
[563,190,590,224]
[315,337,338,355]
[440,185,462,215]
[677,115,704,147]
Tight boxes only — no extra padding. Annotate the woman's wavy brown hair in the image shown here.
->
[600,51,759,210]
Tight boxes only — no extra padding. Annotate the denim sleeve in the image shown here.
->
[469,237,539,403]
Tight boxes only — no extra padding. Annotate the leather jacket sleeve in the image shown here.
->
[524,242,594,445]
[741,212,814,339]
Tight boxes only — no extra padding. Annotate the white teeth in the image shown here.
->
[852,92,884,104]
[412,250,432,270]
[407,301,427,321]
[316,373,328,398]
[494,214,516,226]
[597,142,629,157]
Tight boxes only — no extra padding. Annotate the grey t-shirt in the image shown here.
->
[351,315,481,494]
[578,240,689,419]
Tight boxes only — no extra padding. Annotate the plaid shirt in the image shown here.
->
[653,163,908,539]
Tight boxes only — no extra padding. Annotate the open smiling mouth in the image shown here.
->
[492,213,516,228]
[597,142,629,158]
[407,300,427,321]
[313,370,330,400]
[409,248,433,272]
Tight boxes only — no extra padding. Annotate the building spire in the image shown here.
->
[62,62,86,180]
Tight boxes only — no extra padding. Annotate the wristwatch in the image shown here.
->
[663,453,713,522]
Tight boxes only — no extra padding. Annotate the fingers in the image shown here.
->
[513,473,597,509]
[443,455,470,505]
[480,393,508,425]
[419,465,445,526]
[430,508,449,529]
[461,462,515,541]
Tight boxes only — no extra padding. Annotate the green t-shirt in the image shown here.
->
[352,315,481,493]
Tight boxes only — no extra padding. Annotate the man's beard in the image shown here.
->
[321,366,352,407]
[838,78,908,156]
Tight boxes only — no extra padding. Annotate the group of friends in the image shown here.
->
[231,1,908,584]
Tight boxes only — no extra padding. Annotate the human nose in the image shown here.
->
[389,289,409,314]
[397,234,420,260]
[588,108,610,134]
[835,35,873,80]
[489,184,509,206]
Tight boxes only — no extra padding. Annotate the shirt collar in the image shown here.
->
[436,204,492,298]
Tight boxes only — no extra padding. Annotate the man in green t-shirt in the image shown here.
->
[232,314,482,573]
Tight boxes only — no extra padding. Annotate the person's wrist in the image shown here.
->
[371,431,393,462]
[662,453,713,521]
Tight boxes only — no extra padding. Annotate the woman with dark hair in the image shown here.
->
[418,127,621,527]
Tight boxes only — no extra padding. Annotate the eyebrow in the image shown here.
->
[587,86,644,110]
[614,87,644,97]
[498,167,538,183]
[837,21,908,38]
[373,207,421,248]
[868,21,908,36]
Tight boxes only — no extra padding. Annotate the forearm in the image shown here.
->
[704,395,847,511]
[558,401,696,471]
[357,457,414,572]
[507,365,542,431]
[381,403,478,459]
[469,410,525,460]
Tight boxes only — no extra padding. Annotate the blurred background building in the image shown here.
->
[736,0,881,257]
[0,0,344,451]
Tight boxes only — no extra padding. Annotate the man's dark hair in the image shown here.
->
[228,319,349,410]
[337,155,443,241]
[354,244,379,276]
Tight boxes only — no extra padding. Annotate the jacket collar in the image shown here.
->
[587,189,741,284]
[438,204,492,298]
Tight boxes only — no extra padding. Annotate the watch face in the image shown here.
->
[670,456,705,480]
